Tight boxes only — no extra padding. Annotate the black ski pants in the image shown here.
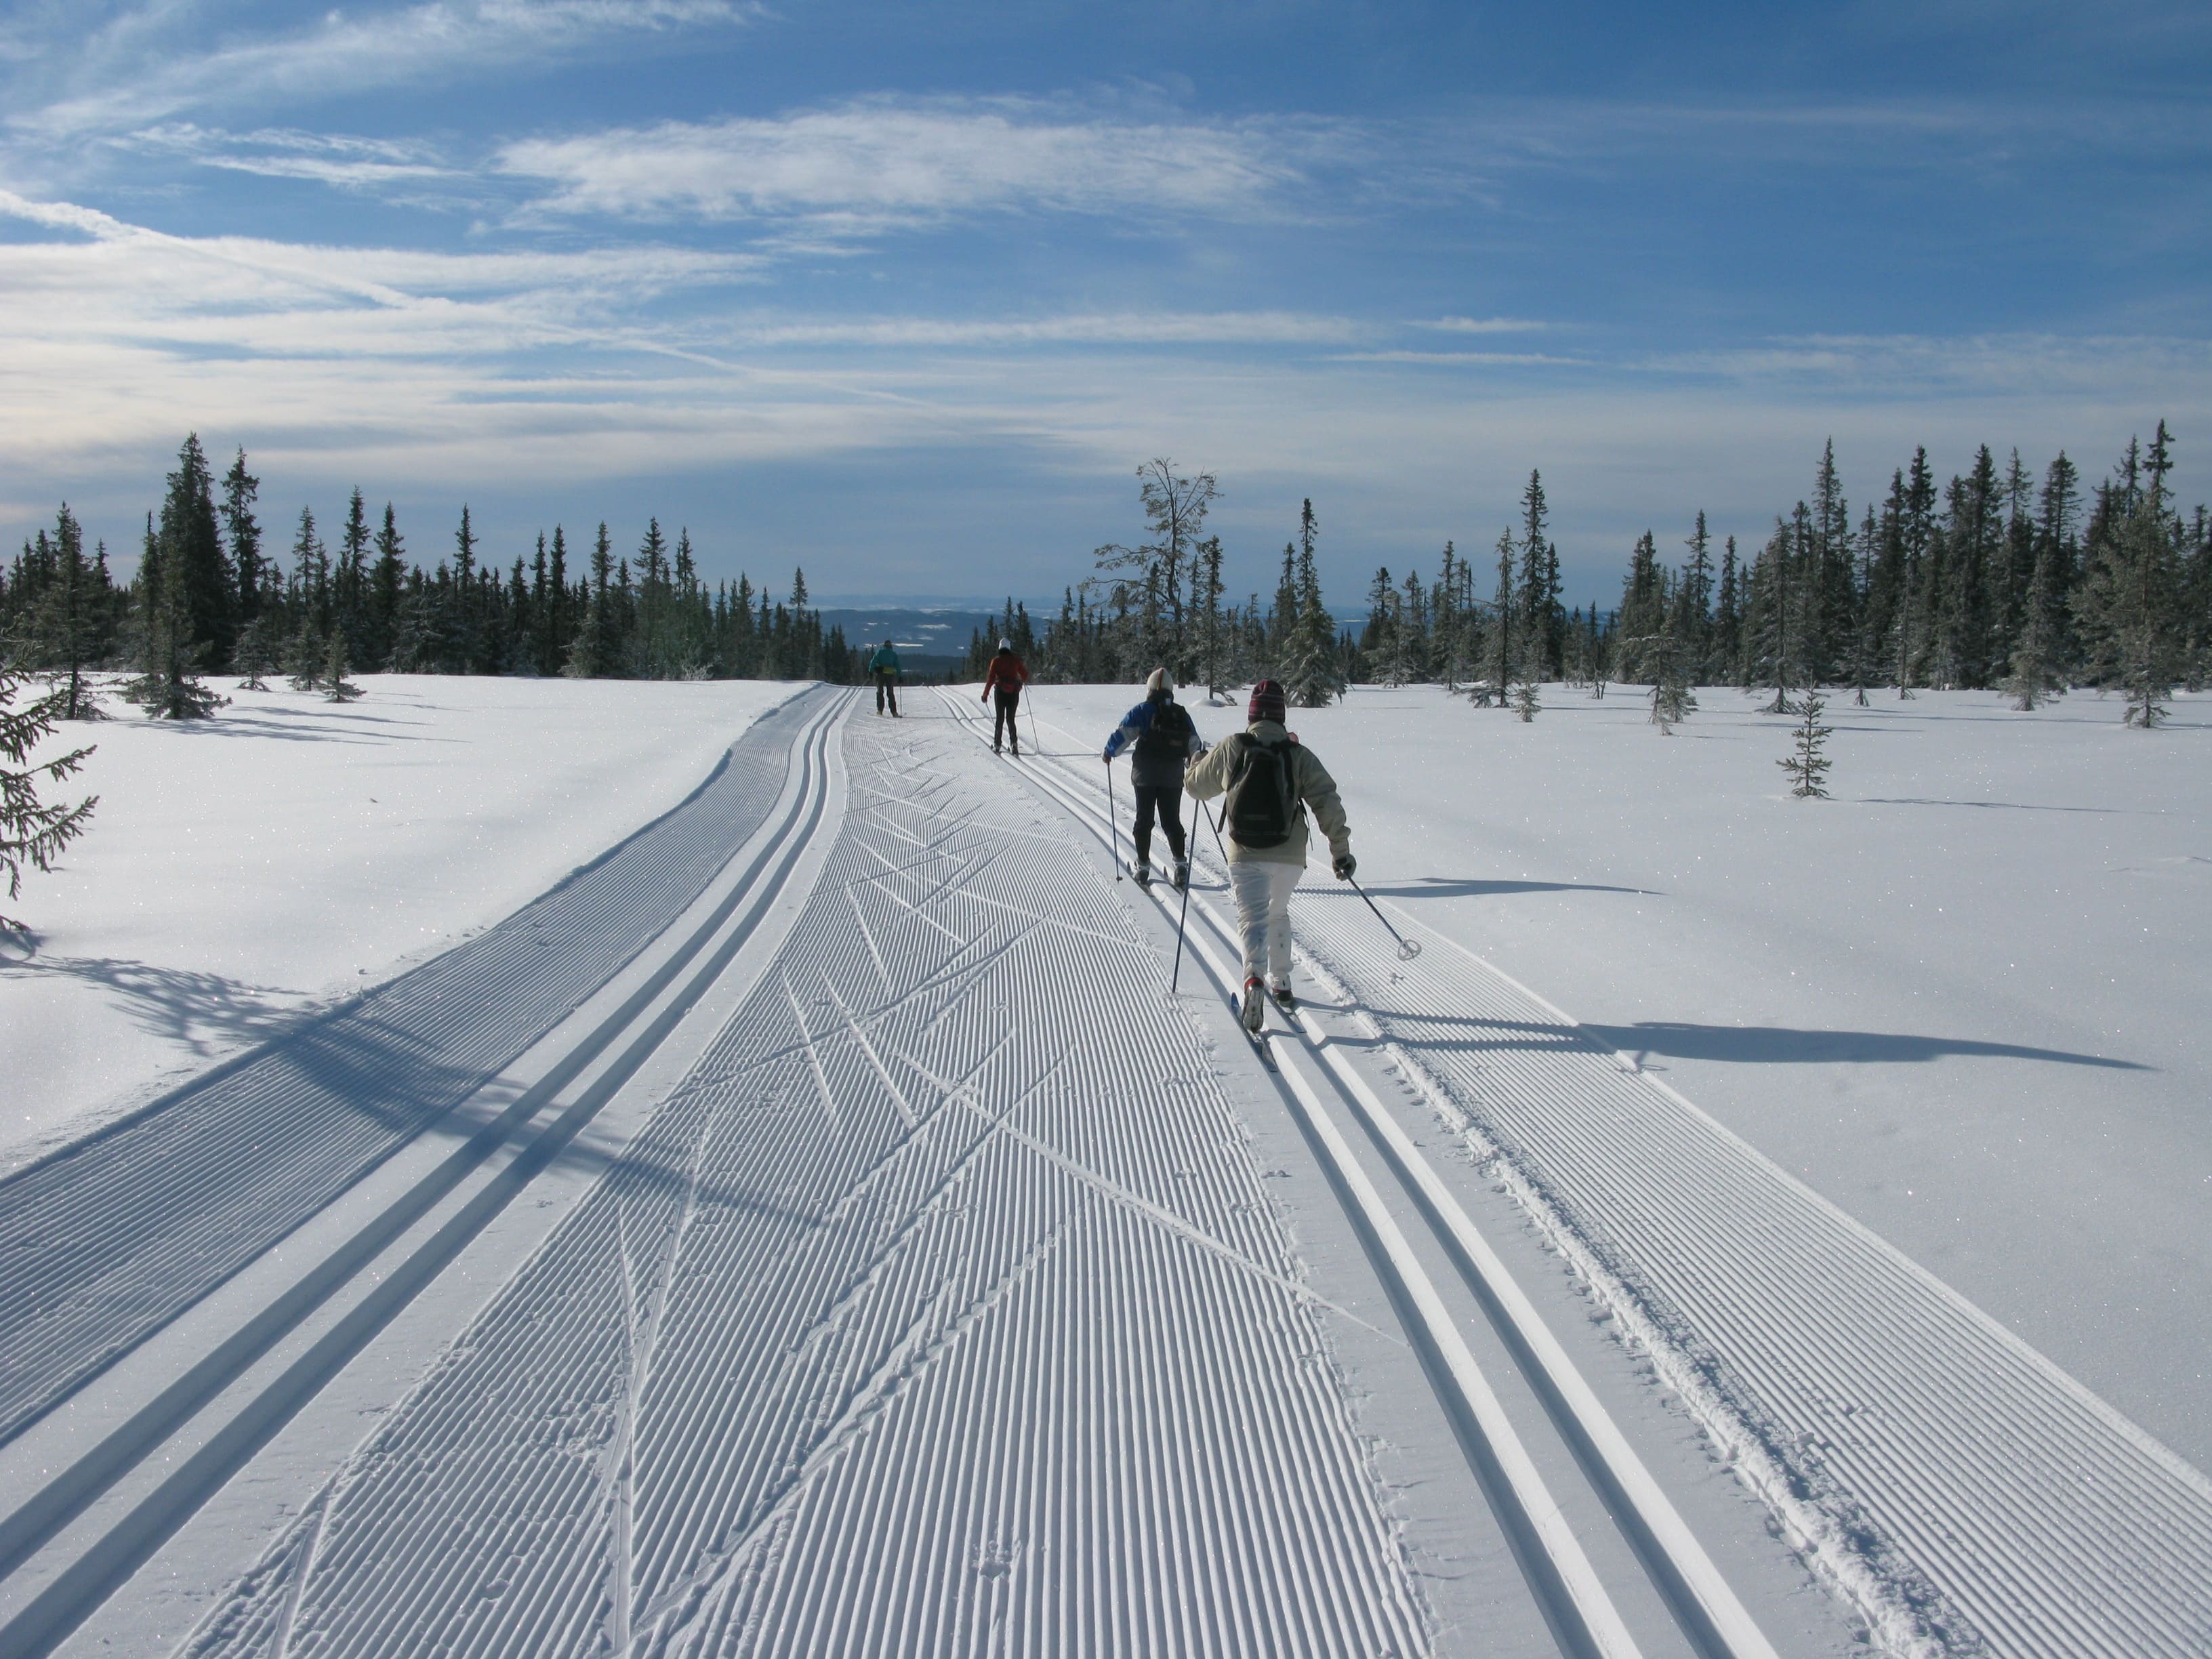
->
[992,687,1021,750]
[875,672,899,716]
[1132,783,1187,867]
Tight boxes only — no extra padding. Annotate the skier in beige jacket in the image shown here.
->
[1183,678,1354,1031]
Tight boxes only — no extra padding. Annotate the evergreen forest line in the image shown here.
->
[0,434,866,720]
[6,426,2209,733]
[959,428,2209,729]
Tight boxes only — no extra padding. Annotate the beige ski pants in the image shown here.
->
[1228,859,1304,987]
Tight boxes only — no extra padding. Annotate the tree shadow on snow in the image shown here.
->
[1858,796,2131,815]
[1332,877,1657,900]
[1357,1006,2147,1073]
[2,951,314,1058]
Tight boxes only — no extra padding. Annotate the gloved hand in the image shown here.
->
[1332,851,1357,881]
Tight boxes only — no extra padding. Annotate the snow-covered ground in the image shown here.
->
[3,680,2207,1658]
[1034,681,2212,1470]
[2,675,800,1166]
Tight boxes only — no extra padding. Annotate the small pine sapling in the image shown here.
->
[1512,634,1542,722]
[1779,694,1833,798]
[286,619,327,691]
[234,615,277,691]
[1,664,98,933]
[323,633,363,703]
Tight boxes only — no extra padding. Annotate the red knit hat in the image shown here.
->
[1248,680,1287,724]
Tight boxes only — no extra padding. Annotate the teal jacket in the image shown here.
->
[867,646,901,675]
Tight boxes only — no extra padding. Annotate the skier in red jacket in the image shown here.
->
[980,640,1029,754]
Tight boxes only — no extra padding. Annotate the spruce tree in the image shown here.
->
[0,662,97,933]
[130,505,224,720]
[1779,695,1833,798]
[220,449,262,632]
[1486,529,1515,707]
[1284,503,1343,707]
[1511,629,1542,722]
[2004,531,2066,711]
[163,435,234,672]
[323,631,362,702]
[32,506,107,720]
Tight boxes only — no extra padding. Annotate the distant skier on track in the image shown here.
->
[1183,678,1354,1032]
[869,639,903,717]
[981,638,1029,754]
[1103,668,1206,891]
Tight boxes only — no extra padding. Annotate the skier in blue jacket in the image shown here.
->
[866,640,902,716]
[1102,668,1206,889]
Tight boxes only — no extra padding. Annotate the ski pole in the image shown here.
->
[1169,846,1195,992]
[1105,759,1124,880]
[1346,872,1422,961]
[1026,687,1042,756]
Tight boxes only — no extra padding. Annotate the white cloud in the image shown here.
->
[1,192,2205,596]
[497,99,1333,229]
[15,0,762,137]
[725,312,1372,348]
[1416,316,1555,334]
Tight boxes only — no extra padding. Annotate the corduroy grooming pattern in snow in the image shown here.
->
[1279,880,2212,1659]
[0,688,827,1447]
[185,714,1430,1659]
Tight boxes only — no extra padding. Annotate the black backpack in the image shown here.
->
[1133,699,1193,764]
[1223,733,1300,849]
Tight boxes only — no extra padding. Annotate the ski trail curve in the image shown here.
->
[0,687,830,1452]
[182,710,1433,1659]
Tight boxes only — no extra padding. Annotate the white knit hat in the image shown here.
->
[998,638,1012,651]
[1145,668,1170,692]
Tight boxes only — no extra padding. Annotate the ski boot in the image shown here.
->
[1242,977,1267,1033]
[1269,979,1297,1013]
[1171,859,1190,891]
[1132,861,1153,889]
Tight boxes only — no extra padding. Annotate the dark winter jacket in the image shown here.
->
[867,645,901,676]
[982,651,1029,697]
[1103,689,1206,790]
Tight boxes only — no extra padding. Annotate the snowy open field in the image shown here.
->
[2,676,800,1165]
[1033,681,2212,1469]
[3,676,2208,1659]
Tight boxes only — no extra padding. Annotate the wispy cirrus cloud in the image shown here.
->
[13,0,764,138]
[124,125,459,192]
[496,98,1355,232]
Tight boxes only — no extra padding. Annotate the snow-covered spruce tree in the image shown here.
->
[1511,630,1542,722]
[128,510,224,720]
[1779,695,1833,798]
[1284,500,1344,708]
[2074,426,2183,727]
[2003,530,2067,711]
[29,505,109,721]
[323,632,362,703]
[232,613,277,691]
[1,662,97,933]
[1483,529,1515,708]
[1644,630,1695,733]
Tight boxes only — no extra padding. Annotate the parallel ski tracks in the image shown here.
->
[955,693,1777,1659]
[177,709,1433,1659]
[0,687,835,1452]
[1004,693,2212,1659]
[0,689,850,1659]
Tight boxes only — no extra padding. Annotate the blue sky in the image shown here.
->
[2,1,2207,609]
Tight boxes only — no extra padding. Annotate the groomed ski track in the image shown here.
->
[994,691,2212,1659]
[3,683,2205,1658]
[7,691,1496,1659]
